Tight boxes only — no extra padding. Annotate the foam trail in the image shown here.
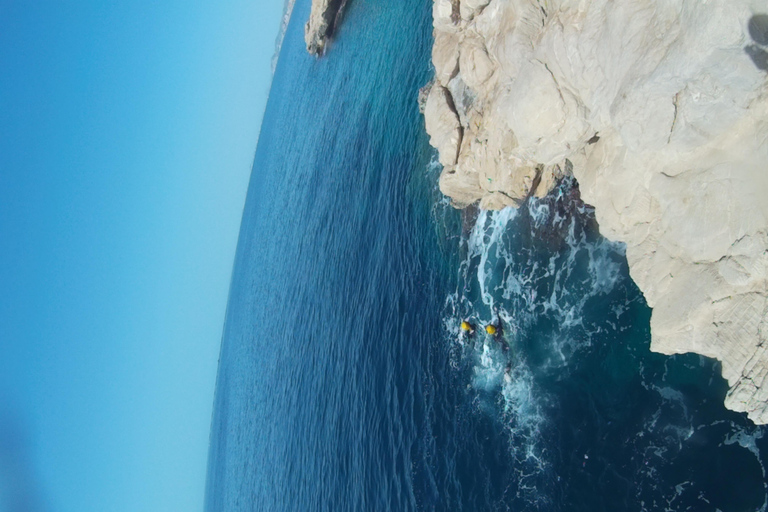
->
[466,207,517,312]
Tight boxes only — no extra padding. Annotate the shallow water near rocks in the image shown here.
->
[204,1,768,510]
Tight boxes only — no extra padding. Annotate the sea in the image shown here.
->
[204,0,768,510]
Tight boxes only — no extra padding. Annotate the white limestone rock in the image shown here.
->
[305,0,345,56]
[458,32,496,90]
[460,0,491,22]
[424,85,463,168]
[433,0,459,30]
[433,29,461,85]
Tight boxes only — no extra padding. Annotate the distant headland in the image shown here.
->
[305,0,350,56]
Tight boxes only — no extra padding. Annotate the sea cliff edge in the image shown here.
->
[305,0,348,55]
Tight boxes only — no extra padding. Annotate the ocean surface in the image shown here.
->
[205,1,768,510]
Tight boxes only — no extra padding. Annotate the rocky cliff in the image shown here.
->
[305,0,348,56]
[423,0,768,423]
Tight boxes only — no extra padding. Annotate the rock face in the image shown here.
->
[424,84,463,167]
[423,0,768,424]
[305,0,347,56]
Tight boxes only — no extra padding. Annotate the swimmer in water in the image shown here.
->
[485,318,509,352]
[460,319,476,347]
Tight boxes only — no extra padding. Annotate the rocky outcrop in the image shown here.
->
[305,0,347,56]
[423,0,768,423]
[424,84,463,166]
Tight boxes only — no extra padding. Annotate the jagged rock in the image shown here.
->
[423,0,768,424]
[424,85,463,167]
[305,0,346,56]
[433,0,459,30]
[445,75,477,128]
[439,165,484,207]
[460,0,493,21]
[460,0,489,21]
[417,81,433,114]
[478,191,518,210]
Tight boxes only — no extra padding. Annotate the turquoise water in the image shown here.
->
[205,0,768,510]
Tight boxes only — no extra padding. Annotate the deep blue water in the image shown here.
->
[204,1,768,511]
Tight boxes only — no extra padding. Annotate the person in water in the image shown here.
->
[460,320,476,347]
[485,318,509,352]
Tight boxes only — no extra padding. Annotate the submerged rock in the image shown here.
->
[423,0,768,424]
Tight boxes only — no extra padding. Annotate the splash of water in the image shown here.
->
[443,178,628,474]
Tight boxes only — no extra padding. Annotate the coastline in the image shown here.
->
[304,0,349,55]
[422,0,768,423]
[203,2,768,508]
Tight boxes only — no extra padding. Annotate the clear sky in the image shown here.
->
[0,1,285,510]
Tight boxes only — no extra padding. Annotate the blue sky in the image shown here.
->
[0,1,285,510]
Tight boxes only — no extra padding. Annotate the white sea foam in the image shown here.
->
[724,426,768,512]
[528,202,550,228]
[472,342,505,390]
[443,179,632,486]
[466,208,517,311]
[500,362,545,438]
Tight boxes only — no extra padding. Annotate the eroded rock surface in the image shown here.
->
[305,0,347,56]
[424,83,463,168]
[423,0,768,424]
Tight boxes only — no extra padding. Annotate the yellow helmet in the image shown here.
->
[460,321,472,332]
[485,324,497,335]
